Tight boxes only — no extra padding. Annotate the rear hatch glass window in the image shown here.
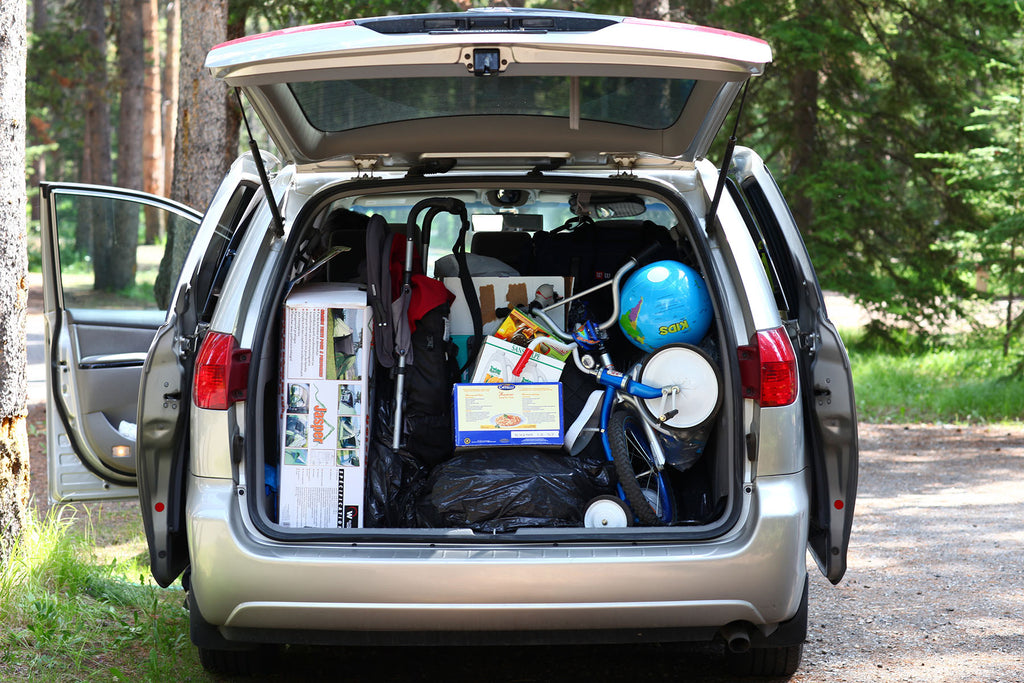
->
[289,76,697,133]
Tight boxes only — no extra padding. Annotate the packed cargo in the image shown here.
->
[254,187,733,536]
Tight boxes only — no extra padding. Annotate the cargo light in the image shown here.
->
[737,327,797,408]
[193,331,251,410]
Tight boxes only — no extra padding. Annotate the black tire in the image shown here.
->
[187,589,271,675]
[728,643,803,678]
[197,646,269,676]
[608,409,673,526]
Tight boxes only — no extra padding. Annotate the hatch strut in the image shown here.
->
[235,89,284,238]
[705,80,750,236]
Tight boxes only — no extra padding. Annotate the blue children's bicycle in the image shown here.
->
[526,245,723,526]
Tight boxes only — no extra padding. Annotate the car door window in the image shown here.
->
[193,183,259,323]
[727,180,791,317]
[50,189,200,312]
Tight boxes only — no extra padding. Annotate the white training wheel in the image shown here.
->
[637,343,722,431]
[584,495,632,528]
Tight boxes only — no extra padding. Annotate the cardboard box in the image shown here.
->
[454,383,563,448]
[278,284,372,529]
[494,309,572,362]
[443,276,572,368]
[471,335,565,384]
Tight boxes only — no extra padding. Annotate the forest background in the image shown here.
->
[0,2,1021,676]
[24,0,1024,365]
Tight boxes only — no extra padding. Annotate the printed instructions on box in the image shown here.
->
[279,296,368,528]
[455,383,563,446]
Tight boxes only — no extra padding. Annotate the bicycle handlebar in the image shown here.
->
[533,242,660,336]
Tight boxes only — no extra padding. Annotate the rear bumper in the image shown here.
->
[186,472,808,641]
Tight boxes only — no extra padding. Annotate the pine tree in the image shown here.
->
[0,0,30,564]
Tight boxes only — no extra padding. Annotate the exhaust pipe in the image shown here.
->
[720,622,752,653]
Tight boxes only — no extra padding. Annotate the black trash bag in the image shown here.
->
[364,374,429,528]
[416,449,603,533]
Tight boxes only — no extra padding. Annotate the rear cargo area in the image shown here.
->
[249,180,738,538]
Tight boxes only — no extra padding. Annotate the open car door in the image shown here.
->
[726,149,859,585]
[40,183,201,503]
[42,174,263,585]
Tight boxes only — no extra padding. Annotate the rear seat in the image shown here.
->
[471,231,534,274]
[319,208,369,282]
[530,220,677,359]
[531,219,676,287]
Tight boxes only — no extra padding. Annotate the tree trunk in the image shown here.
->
[788,64,819,232]
[143,0,164,243]
[30,0,48,224]
[162,1,180,197]
[224,7,246,170]
[95,0,145,293]
[155,0,228,308]
[0,0,29,565]
[80,0,112,255]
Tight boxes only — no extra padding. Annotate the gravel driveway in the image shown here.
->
[793,423,1024,683]
[24,277,1024,680]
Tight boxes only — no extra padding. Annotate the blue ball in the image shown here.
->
[618,261,713,352]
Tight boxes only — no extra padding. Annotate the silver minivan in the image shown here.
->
[40,9,857,678]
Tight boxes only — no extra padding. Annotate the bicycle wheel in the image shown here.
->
[608,409,674,526]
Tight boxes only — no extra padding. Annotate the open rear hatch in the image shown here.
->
[242,178,742,541]
[205,9,771,169]
[205,9,772,541]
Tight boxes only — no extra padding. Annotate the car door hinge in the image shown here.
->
[174,335,193,359]
[176,324,207,360]
[800,331,820,353]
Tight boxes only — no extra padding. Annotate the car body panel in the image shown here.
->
[136,311,192,585]
[205,10,771,166]
[728,148,859,584]
[187,472,806,632]
[39,182,201,502]
[135,156,267,585]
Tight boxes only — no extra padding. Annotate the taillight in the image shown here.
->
[737,327,798,407]
[193,332,250,410]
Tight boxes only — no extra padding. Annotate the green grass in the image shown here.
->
[0,507,207,682]
[845,327,1024,424]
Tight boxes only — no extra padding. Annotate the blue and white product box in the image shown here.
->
[278,284,372,529]
[453,382,564,449]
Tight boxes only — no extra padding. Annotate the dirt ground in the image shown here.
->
[24,280,1024,680]
[794,422,1024,682]
[26,407,1024,680]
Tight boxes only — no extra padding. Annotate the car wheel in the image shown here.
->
[197,646,270,676]
[187,589,272,675]
[727,643,803,678]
